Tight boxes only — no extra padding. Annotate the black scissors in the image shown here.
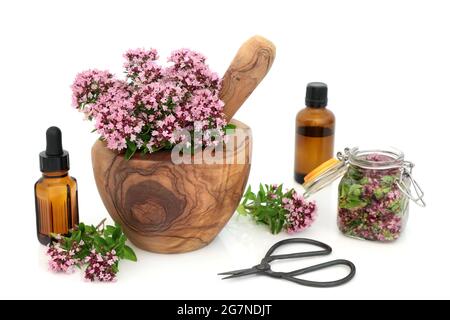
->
[219,238,356,288]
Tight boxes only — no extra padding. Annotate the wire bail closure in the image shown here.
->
[396,161,426,207]
[336,147,351,162]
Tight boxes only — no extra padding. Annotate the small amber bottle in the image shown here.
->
[294,82,335,184]
[35,127,79,245]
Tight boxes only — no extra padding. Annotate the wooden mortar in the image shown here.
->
[92,36,276,253]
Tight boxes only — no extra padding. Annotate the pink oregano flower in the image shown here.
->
[282,191,317,233]
[47,241,82,273]
[84,249,119,282]
[71,48,226,158]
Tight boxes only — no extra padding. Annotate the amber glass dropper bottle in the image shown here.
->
[294,82,335,184]
[34,127,79,245]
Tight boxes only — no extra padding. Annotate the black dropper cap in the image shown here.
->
[39,126,70,172]
[305,82,328,108]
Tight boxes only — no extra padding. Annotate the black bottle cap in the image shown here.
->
[39,126,70,172]
[305,82,328,108]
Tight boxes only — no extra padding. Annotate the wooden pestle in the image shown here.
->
[220,35,276,121]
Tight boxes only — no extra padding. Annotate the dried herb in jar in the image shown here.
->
[337,154,408,241]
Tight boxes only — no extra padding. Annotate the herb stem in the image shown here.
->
[95,218,107,231]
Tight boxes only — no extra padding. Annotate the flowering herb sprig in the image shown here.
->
[47,219,137,282]
[72,48,232,159]
[237,184,317,234]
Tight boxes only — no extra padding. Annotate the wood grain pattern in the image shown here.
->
[220,35,276,121]
[92,120,252,253]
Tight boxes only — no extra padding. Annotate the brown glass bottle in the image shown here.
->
[294,82,335,184]
[35,127,79,245]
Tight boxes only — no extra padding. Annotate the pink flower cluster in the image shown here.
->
[282,191,317,234]
[84,249,119,282]
[47,241,82,273]
[71,48,226,154]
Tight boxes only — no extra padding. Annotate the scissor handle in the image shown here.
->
[263,238,332,263]
[277,259,356,288]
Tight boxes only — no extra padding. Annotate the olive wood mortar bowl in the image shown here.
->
[91,119,252,253]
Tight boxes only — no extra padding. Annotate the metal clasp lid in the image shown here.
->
[302,150,350,198]
[303,148,426,208]
[336,147,351,162]
[396,161,426,207]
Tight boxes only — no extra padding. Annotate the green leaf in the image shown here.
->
[105,237,114,245]
[340,195,367,209]
[360,177,370,185]
[78,223,85,232]
[94,235,107,248]
[273,216,284,234]
[111,264,119,273]
[63,239,73,251]
[374,188,384,200]
[348,184,362,196]
[381,176,395,185]
[123,245,137,262]
[242,186,256,204]
[257,184,266,202]
[339,182,350,197]
[78,248,91,260]
[237,204,247,215]
[347,166,363,180]
[262,207,277,218]
[104,225,115,236]
[115,242,125,257]
[389,200,401,213]
[85,225,95,234]
[348,219,363,229]
[276,184,283,195]
[113,225,122,241]
[224,123,237,130]
[224,123,237,133]
[73,230,82,243]
[247,192,257,202]
[119,234,127,244]
[125,139,137,160]
[268,216,277,234]
[259,183,265,194]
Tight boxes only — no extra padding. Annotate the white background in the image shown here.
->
[0,0,448,300]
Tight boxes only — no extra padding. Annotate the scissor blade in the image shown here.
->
[218,267,253,276]
[221,274,247,280]
[219,268,258,279]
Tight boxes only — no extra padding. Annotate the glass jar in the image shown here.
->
[303,147,425,242]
